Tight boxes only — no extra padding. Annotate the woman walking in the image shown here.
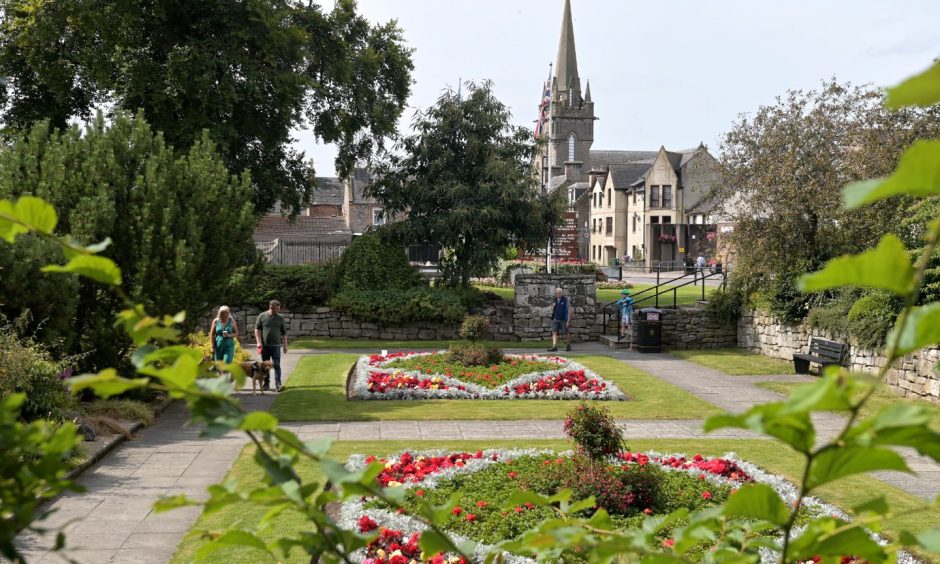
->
[210,305,239,363]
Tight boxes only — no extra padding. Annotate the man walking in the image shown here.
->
[548,287,572,352]
[254,300,289,392]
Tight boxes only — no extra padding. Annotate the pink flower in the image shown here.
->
[643,508,653,515]
[662,538,675,548]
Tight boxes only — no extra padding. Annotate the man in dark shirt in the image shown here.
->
[548,287,572,352]
[254,299,289,391]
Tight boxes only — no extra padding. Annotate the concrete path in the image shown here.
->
[14,352,303,564]
[13,344,940,564]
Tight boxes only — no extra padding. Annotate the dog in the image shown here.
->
[238,360,274,394]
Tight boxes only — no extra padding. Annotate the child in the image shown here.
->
[616,289,634,338]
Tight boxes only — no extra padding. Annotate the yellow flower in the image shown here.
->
[388,480,402,487]
[385,462,393,469]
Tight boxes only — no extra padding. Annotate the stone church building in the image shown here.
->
[538,0,723,268]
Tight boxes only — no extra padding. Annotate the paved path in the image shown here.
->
[14,344,940,563]
[14,353,303,564]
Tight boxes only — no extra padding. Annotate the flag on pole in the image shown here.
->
[534,65,553,138]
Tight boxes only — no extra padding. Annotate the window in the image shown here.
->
[650,185,660,208]
[650,216,660,224]
[662,185,672,208]
[568,133,576,162]
[662,216,671,224]
[632,215,637,233]
[599,191,604,208]
[372,208,385,225]
[592,193,596,208]
[607,189,612,207]
[592,245,595,260]
[632,191,636,204]
[605,217,613,235]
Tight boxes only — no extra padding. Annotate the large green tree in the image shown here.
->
[711,81,940,319]
[0,0,413,215]
[367,81,564,287]
[0,113,256,370]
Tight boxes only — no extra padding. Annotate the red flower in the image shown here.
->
[358,515,378,533]
[702,491,713,500]
[662,538,675,548]
[643,508,653,515]
[524,502,535,510]
[465,513,477,522]
[452,506,463,516]
[507,471,517,479]
[415,489,425,497]
[476,500,488,508]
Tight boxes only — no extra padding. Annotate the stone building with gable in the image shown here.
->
[537,0,723,268]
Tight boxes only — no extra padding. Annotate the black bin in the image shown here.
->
[684,258,695,275]
[636,308,663,353]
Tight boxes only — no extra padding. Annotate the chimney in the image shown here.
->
[564,161,582,182]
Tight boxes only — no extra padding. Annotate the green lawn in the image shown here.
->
[669,348,795,376]
[475,284,716,307]
[171,438,940,564]
[757,380,940,431]
[269,353,720,421]
[289,337,552,350]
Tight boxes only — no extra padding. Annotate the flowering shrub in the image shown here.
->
[353,353,628,401]
[563,403,626,461]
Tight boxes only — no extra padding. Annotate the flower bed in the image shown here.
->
[340,449,915,563]
[351,352,627,401]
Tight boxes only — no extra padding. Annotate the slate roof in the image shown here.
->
[590,149,658,171]
[253,215,351,242]
[312,177,344,205]
[548,175,568,191]
[609,162,654,189]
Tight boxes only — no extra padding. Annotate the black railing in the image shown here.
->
[601,269,728,341]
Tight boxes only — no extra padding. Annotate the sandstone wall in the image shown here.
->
[513,274,599,342]
[738,310,940,402]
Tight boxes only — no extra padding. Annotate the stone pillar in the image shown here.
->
[513,274,598,342]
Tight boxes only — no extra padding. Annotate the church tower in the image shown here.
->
[539,0,595,186]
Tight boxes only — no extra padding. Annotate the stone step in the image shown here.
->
[600,334,632,349]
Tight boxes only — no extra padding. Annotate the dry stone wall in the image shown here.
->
[739,310,940,402]
[513,274,599,342]
[653,307,738,349]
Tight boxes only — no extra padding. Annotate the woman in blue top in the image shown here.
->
[210,305,239,363]
[616,289,634,338]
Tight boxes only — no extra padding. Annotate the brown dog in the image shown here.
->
[238,360,274,394]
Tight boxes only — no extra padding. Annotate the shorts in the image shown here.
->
[551,319,568,335]
[620,313,632,325]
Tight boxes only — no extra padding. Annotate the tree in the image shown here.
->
[711,80,940,319]
[0,0,413,215]
[0,113,256,370]
[367,81,564,287]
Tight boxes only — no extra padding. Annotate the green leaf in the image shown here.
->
[67,369,150,399]
[14,196,58,234]
[886,60,940,109]
[241,412,278,432]
[798,235,913,296]
[887,302,940,357]
[42,254,122,285]
[852,496,889,516]
[505,490,550,508]
[721,484,788,526]
[418,529,455,558]
[902,528,940,551]
[0,200,28,242]
[195,530,272,561]
[807,446,909,491]
[153,494,200,513]
[844,141,940,208]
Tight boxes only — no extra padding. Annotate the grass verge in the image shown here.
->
[171,438,940,564]
[668,348,795,376]
[289,338,552,350]
[270,354,720,421]
[757,380,940,431]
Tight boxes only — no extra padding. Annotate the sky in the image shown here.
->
[295,0,940,177]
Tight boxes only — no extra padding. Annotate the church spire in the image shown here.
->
[584,80,592,103]
[555,0,581,103]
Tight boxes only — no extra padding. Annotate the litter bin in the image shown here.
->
[636,308,663,353]
[684,258,695,275]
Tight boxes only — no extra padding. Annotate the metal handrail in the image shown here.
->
[601,269,728,340]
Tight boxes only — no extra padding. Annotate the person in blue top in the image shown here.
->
[548,287,572,352]
[616,289,635,339]
[210,305,239,364]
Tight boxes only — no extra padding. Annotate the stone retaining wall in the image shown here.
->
[514,274,599,342]
[738,310,940,402]
[654,307,738,349]
[202,300,516,342]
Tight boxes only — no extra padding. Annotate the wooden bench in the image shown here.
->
[792,337,847,375]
